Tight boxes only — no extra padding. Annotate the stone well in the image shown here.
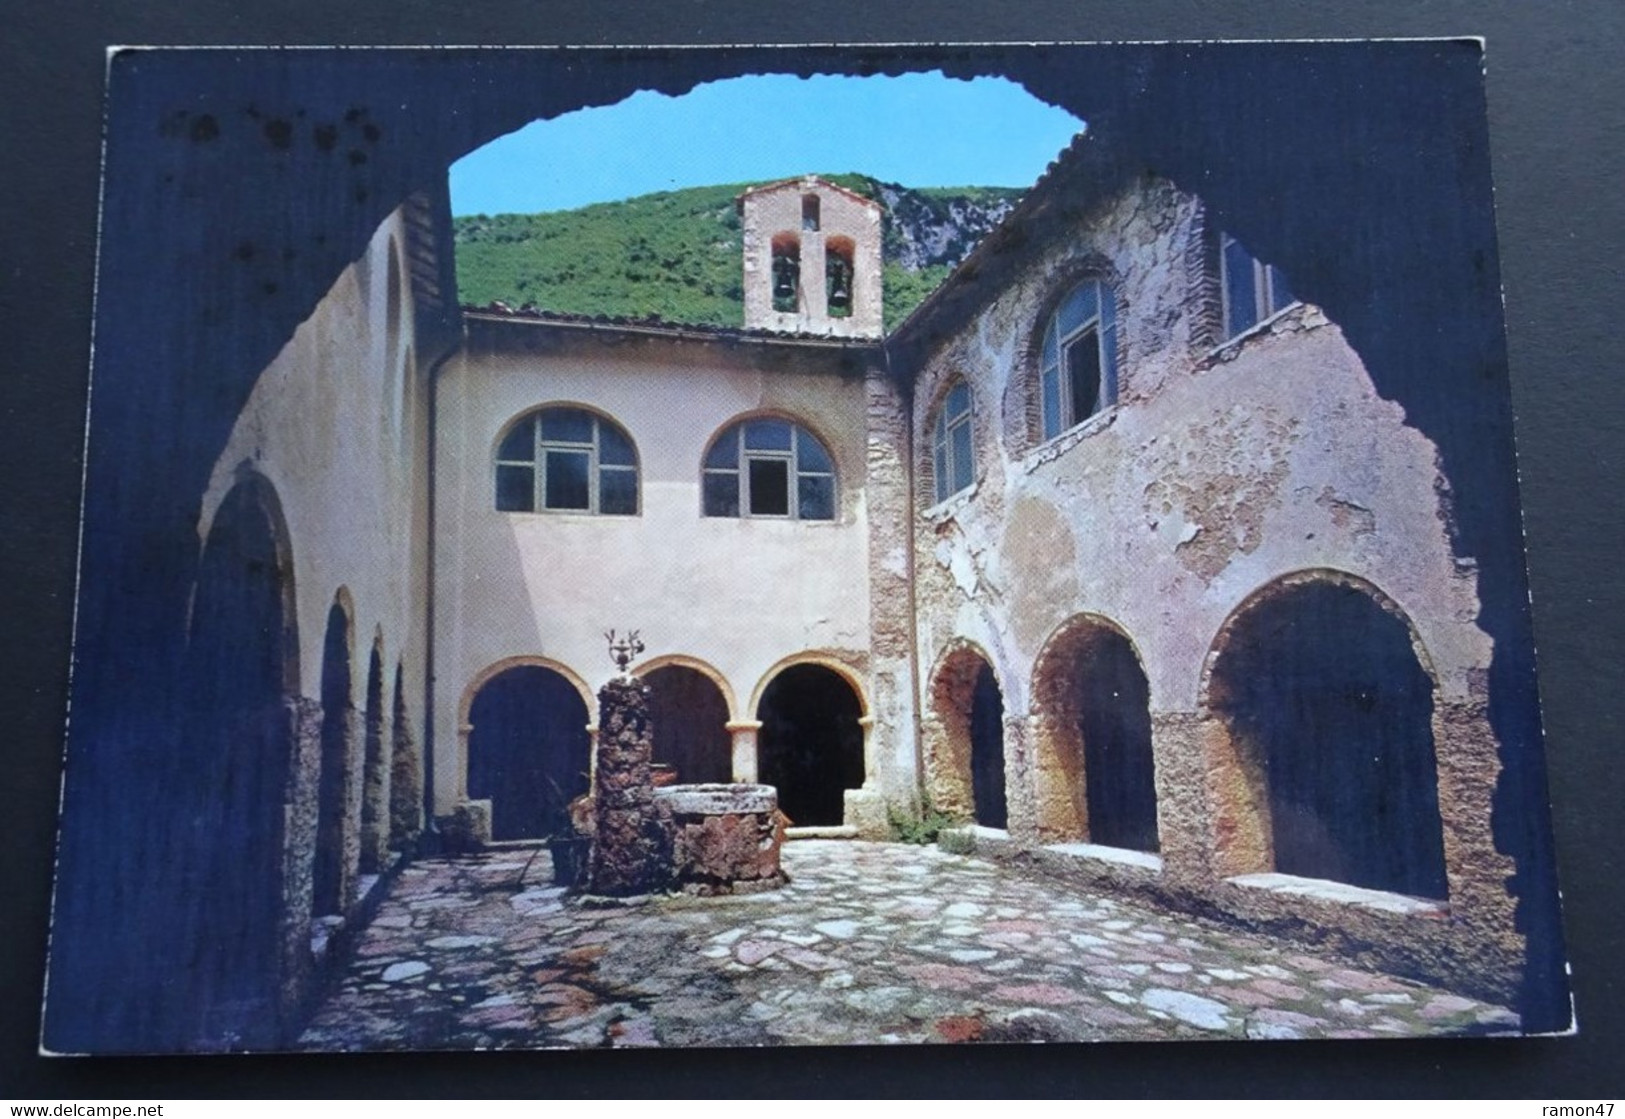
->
[654,783,788,896]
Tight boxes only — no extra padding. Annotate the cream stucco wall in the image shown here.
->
[199,206,431,717]
[433,321,892,816]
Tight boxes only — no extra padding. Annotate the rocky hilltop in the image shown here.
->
[454,175,1022,331]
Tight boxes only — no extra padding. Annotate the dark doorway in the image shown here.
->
[1210,581,1448,898]
[756,664,865,827]
[969,663,1008,828]
[359,642,388,874]
[466,665,592,840]
[644,665,732,784]
[1073,629,1159,852]
[178,477,294,1048]
[313,600,355,917]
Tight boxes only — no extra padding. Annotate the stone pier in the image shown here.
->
[587,675,667,896]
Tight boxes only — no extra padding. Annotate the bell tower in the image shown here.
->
[738,175,884,338]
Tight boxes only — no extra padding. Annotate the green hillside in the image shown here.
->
[454,176,1023,333]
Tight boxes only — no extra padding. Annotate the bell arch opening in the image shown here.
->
[1205,576,1448,898]
[466,664,592,840]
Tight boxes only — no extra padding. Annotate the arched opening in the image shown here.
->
[756,663,865,827]
[358,639,389,874]
[466,665,592,840]
[313,597,356,917]
[178,475,296,1047]
[770,231,801,313]
[926,645,1007,828]
[1032,616,1159,851]
[825,235,854,318]
[1207,578,1447,898]
[387,660,423,851]
[970,664,1007,828]
[643,664,732,785]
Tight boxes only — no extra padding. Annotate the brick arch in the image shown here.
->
[1198,567,1440,712]
[1029,611,1158,849]
[1198,568,1448,896]
[747,651,869,721]
[923,639,1007,826]
[917,370,986,511]
[1006,253,1131,452]
[458,654,597,730]
[632,653,739,722]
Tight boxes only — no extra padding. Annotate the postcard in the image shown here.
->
[42,41,1571,1054]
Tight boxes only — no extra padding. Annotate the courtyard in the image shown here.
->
[297,839,1517,1050]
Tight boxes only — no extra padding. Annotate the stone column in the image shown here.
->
[588,675,666,896]
[1003,713,1041,844]
[726,719,761,783]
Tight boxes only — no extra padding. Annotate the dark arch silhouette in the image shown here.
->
[1032,617,1159,852]
[644,665,732,785]
[359,639,388,874]
[1208,580,1448,898]
[969,662,1007,829]
[313,598,356,917]
[756,663,865,827]
[466,665,592,840]
[174,474,297,1049]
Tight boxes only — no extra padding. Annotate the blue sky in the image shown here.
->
[450,71,1084,216]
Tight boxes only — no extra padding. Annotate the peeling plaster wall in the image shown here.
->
[434,324,906,828]
[907,177,1518,1002]
[193,205,434,1025]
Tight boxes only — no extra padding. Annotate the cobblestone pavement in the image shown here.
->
[297,840,1518,1050]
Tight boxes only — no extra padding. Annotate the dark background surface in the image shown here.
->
[3,0,1621,1099]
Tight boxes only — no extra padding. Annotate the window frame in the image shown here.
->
[1220,233,1298,341]
[1038,278,1119,442]
[702,417,838,522]
[493,406,639,516]
[930,378,975,504]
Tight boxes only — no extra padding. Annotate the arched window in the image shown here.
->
[931,379,974,503]
[1040,279,1119,440]
[1221,233,1296,339]
[495,407,638,515]
[703,417,836,520]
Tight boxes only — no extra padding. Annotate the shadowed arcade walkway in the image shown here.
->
[298,840,1516,1050]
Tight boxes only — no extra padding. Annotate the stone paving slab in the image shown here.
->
[296,840,1519,1050]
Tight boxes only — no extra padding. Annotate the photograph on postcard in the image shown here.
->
[42,42,1571,1054]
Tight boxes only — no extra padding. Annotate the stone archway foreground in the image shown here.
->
[176,475,299,1050]
[1205,578,1448,899]
[466,665,593,841]
[756,664,866,827]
